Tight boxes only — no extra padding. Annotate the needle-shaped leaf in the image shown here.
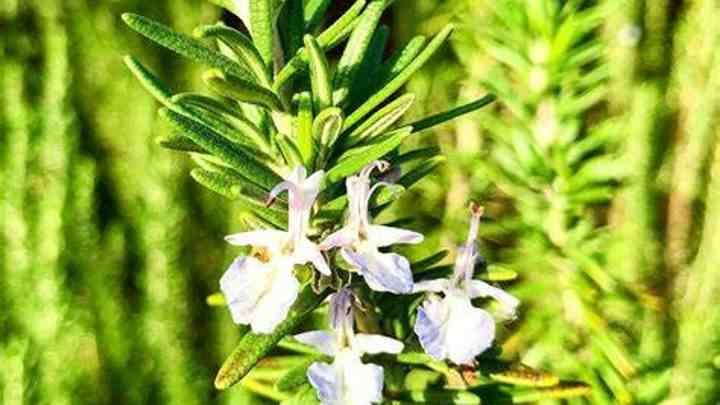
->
[295,92,315,167]
[407,94,497,133]
[160,107,281,190]
[332,0,385,107]
[389,146,440,166]
[376,35,427,85]
[274,0,367,90]
[326,126,412,184]
[279,384,319,405]
[304,35,333,112]
[344,24,454,130]
[122,13,252,81]
[204,69,284,111]
[194,24,271,87]
[191,168,287,228]
[249,0,274,69]
[173,93,271,151]
[123,55,173,106]
[489,366,560,387]
[347,24,389,107]
[156,134,206,153]
[277,133,304,168]
[214,285,330,390]
[313,107,344,167]
[303,0,331,31]
[397,156,445,189]
[343,93,415,146]
[482,264,519,282]
[279,0,305,59]
[275,356,325,392]
[510,382,592,402]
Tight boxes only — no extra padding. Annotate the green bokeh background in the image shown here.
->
[2,0,720,404]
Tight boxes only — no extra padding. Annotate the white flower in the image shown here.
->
[413,205,519,365]
[220,166,329,334]
[320,162,423,294]
[295,289,404,405]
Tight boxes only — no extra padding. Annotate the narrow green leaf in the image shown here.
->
[274,0,367,90]
[304,35,333,112]
[344,93,415,146]
[194,24,271,86]
[249,0,274,69]
[279,384,319,405]
[191,168,287,228]
[408,94,497,133]
[376,35,427,85]
[348,24,390,106]
[214,285,330,390]
[411,251,449,273]
[389,147,440,166]
[204,69,284,111]
[160,107,281,190]
[155,134,205,153]
[398,156,445,189]
[303,0,331,31]
[511,382,592,403]
[313,107,344,167]
[344,24,454,130]
[295,92,315,167]
[489,366,560,387]
[172,93,271,151]
[397,390,481,404]
[275,357,324,392]
[326,126,412,184]
[277,133,304,168]
[332,0,385,106]
[123,55,173,106]
[122,13,252,80]
[482,264,518,282]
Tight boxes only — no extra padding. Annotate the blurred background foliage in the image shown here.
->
[2,0,720,404]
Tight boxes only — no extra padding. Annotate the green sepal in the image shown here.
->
[160,107,281,190]
[343,93,415,146]
[214,285,330,390]
[304,35,333,112]
[204,69,285,111]
[344,24,455,130]
[121,13,252,80]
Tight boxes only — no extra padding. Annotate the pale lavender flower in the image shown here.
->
[320,162,423,294]
[295,289,404,405]
[220,166,329,334]
[413,205,519,365]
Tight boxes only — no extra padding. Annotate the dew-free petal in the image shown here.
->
[294,331,337,356]
[353,334,404,355]
[250,262,300,333]
[219,256,273,325]
[342,247,414,294]
[366,224,424,247]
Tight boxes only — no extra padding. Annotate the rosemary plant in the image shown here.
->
[121,1,587,403]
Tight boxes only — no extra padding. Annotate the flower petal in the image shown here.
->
[415,294,495,365]
[294,237,331,275]
[250,262,300,334]
[413,279,450,294]
[320,226,357,250]
[367,225,423,247]
[294,331,337,356]
[307,361,340,404]
[342,247,414,294]
[353,334,404,355]
[219,256,272,325]
[414,295,448,361]
[336,351,384,405]
[468,280,519,320]
[225,230,287,248]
